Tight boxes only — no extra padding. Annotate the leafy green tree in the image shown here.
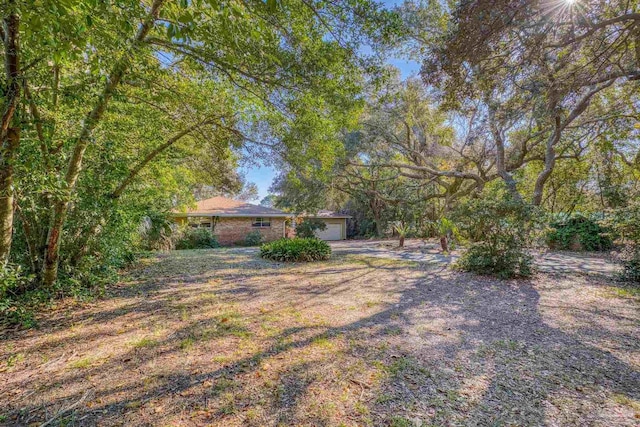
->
[1,0,398,293]
[295,218,326,239]
[399,0,640,206]
[260,194,278,208]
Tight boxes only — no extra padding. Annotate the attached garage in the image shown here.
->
[303,211,350,241]
[315,223,342,240]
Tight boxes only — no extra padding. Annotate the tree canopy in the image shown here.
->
[1,0,397,289]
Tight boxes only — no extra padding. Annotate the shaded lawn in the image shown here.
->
[1,248,639,426]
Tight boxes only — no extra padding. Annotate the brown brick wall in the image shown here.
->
[213,217,286,245]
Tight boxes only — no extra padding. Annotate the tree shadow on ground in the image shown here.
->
[1,250,638,426]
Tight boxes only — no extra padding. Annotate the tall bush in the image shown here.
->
[244,231,263,246]
[295,218,327,239]
[453,190,537,279]
[545,214,612,251]
[174,228,219,250]
[604,202,640,283]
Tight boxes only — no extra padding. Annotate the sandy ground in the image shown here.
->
[1,241,638,426]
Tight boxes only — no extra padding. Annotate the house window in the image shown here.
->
[188,216,213,229]
[252,217,271,228]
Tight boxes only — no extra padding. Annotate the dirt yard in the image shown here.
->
[1,241,639,426]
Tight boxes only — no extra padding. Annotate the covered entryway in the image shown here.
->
[315,223,343,241]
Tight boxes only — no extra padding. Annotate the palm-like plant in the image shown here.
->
[394,223,410,248]
[431,217,458,252]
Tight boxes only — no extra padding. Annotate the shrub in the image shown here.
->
[545,214,612,251]
[604,202,640,283]
[174,228,219,250]
[260,238,331,262]
[457,240,534,279]
[453,189,537,279]
[244,231,263,246]
[620,254,640,283]
[140,211,173,251]
[295,218,327,238]
[0,264,37,327]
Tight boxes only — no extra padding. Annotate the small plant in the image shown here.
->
[394,223,409,247]
[130,337,158,348]
[260,238,331,262]
[244,230,263,246]
[545,214,612,251]
[295,218,327,238]
[429,217,459,252]
[174,227,219,250]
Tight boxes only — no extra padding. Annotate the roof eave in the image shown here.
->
[171,213,294,218]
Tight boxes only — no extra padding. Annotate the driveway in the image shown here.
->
[329,239,620,276]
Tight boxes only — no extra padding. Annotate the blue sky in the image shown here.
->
[240,0,420,201]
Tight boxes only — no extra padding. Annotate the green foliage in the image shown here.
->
[604,202,640,283]
[394,223,409,237]
[0,261,114,328]
[2,0,395,326]
[394,223,409,246]
[0,264,36,327]
[174,228,219,250]
[545,215,613,252]
[457,241,534,280]
[454,189,536,279]
[244,231,263,247]
[260,238,331,262]
[141,211,174,251]
[606,202,640,247]
[295,218,327,239]
[619,255,640,283]
[435,217,458,237]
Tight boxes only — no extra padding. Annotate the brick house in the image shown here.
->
[171,196,293,245]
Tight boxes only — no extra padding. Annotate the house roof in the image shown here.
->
[304,210,352,219]
[172,196,293,218]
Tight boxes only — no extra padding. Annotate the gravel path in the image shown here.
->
[329,239,621,276]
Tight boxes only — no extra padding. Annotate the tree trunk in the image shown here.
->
[532,117,561,206]
[399,235,405,247]
[41,0,164,286]
[0,128,18,264]
[440,235,448,252]
[0,10,21,265]
[491,122,523,202]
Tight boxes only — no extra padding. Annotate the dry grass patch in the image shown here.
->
[0,248,638,426]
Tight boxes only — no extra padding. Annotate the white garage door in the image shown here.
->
[315,223,342,240]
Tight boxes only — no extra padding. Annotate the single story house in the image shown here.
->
[301,210,351,241]
[171,196,293,245]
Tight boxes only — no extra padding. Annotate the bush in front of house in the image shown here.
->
[244,231,263,246]
[260,238,331,262]
[295,218,326,238]
[545,214,612,251]
[453,188,537,279]
[174,228,219,249]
